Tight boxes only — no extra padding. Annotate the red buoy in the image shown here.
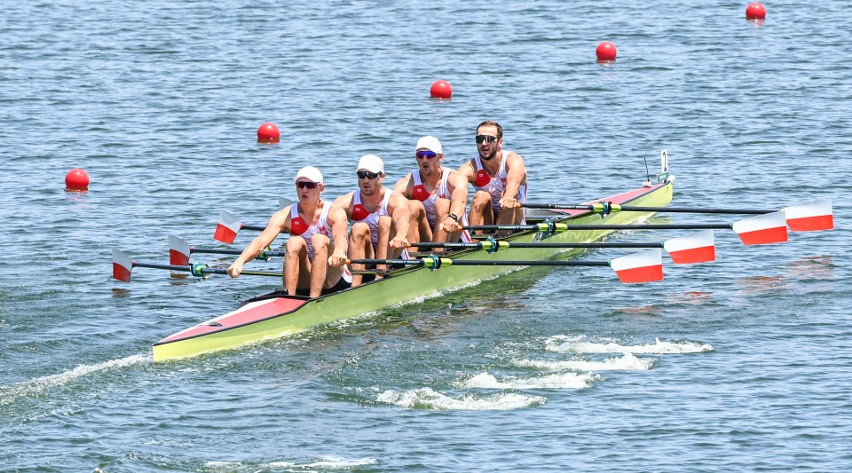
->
[430,80,452,99]
[596,41,617,63]
[745,2,766,20]
[257,122,280,144]
[65,168,89,192]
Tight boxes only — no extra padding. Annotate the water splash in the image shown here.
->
[460,371,597,390]
[546,335,714,354]
[377,387,545,410]
[513,352,655,371]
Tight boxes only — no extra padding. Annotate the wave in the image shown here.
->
[513,352,655,371]
[376,387,545,410]
[545,335,714,354]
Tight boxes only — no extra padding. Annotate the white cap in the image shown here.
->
[293,166,323,184]
[415,136,442,155]
[356,154,384,174]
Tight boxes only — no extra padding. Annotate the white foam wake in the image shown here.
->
[377,387,545,410]
[513,352,655,371]
[545,335,714,354]
[460,371,597,390]
[0,354,150,406]
[205,456,378,470]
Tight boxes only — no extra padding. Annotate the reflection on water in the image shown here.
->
[737,275,786,295]
[783,255,835,280]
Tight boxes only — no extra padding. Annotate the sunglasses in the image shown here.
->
[357,170,382,179]
[475,134,498,144]
[296,181,320,189]
[416,150,439,160]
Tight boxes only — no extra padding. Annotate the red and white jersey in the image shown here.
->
[351,189,392,249]
[289,202,332,260]
[472,150,527,220]
[411,167,451,227]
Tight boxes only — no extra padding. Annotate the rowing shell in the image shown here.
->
[152,179,674,362]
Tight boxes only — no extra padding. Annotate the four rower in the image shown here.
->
[231,122,527,294]
[332,154,411,287]
[226,166,349,298]
[393,136,469,249]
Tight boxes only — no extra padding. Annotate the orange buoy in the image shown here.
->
[596,41,617,63]
[257,122,280,144]
[745,2,766,20]
[65,168,90,191]
[430,80,452,99]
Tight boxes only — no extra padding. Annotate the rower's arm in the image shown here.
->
[447,170,469,218]
[327,205,349,264]
[501,152,527,207]
[392,174,413,198]
[228,209,288,277]
[388,191,411,247]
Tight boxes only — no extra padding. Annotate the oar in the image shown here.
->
[464,211,795,245]
[408,230,716,264]
[112,249,281,282]
[346,248,666,284]
[213,198,296,244]
[169,236,284,266]
[520,199,833,232]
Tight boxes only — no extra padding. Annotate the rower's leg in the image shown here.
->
[469,190,494,234]
[378,215,394,262]
[431,197,451,246]
[309,233,331,298]
[285,236,309,295]
[349,223,370,287]
[407,200,431,245]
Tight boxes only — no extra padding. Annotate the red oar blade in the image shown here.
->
[663,230,716,264]
[732,211,788,245]
[214,210,242,244]
[610,249,664,283]
[112,249,133,282]
[783,199,833,232]
[169,235,191,266]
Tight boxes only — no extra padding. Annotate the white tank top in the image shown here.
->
[289,202,332,259]
[473,150,527,219]
[411,167,451,227]
[352,189,392,248]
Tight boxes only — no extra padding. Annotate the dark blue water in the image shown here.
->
[2,1,850,471]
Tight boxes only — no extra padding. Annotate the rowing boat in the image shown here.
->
[151,173,675,362]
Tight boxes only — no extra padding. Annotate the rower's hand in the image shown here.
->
[227,261,243,278]
[328,251,347,267]
[390,236,409,249]
[500,196,520,209]
[441,218,460,232]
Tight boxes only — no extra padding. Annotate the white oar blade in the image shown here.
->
[783,199,833,232]
[610,249,664,284]
[112,249,133,282]
[213,210,242,244]
[732,211,788,245]
[279,197,294,210]
[169,235,191,266]
[663,230,716,264]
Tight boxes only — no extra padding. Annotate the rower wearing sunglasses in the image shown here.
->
[333,154,411,287]
[226,166,350,298]
[393,135,469,249]
[458,120,528,232]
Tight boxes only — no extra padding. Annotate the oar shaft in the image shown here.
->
[346,258,610,268]
[463,223,731,232]
[131,261,281,277]
[408,241,661,249]
[522,203,771,214]
[241,224,266,231]
[190,247,286,258]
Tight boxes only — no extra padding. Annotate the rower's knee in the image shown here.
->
[286,236,308,256]
[351,222,370,242]
[310,234,330,256]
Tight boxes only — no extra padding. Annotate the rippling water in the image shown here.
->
[1,1,850,471]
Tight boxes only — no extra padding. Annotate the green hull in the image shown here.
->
[153,181,673,361]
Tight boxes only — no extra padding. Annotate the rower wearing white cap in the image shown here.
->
[227,166,349,297]
[333,154,411,287]
[394,135,469,247]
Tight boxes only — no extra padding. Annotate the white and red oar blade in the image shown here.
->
[169,235,191,266]
[663,230,716,264]
[783,199,833,232]
[611,249,664,284]
[112,249,133,282]
[732,211,788,245]
[213,210,242,244]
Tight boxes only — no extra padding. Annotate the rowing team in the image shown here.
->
[226,120,528,297]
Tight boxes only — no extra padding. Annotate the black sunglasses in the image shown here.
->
[296,181,319,189]
[357,170,381,179]
[475,134,498,144]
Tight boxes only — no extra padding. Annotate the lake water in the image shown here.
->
[1,1,850,471]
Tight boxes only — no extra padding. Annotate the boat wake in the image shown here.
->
[459,371,597,390]
[513,352,655,371]
[0,354,150,407]
[376,387,546,411]
[545,335,714,354]
[205,456,378,471]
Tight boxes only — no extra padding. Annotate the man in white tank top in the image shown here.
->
[227,166,349,298]
[458,120,528,232]
[333,155,411,287]
[393,135,468,247]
